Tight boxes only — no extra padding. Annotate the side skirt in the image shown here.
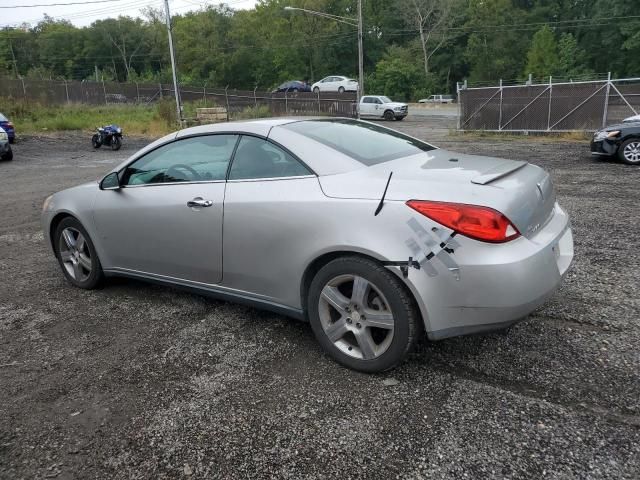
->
[104,268,306,321]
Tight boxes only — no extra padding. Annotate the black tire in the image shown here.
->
[313,87,320,94]
[111,136,122,151]
[292,88,299,92]
[395,116,405,121]
[2,148,12,161]
[8,137,14,144]
[617,138,640,165]
[338,86,345,94]
[384,110,395,121]
[92,134,101,149]
[54,217,103,289]
[307,256,420,373]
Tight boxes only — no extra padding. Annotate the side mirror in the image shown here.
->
[99,172,121,190]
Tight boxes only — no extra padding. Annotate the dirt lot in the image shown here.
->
[1,118,639,479]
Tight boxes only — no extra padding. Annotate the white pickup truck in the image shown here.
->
[359,95,408,121]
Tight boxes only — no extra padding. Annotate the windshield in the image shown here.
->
[283,119,435,166]
[380,96,392,103]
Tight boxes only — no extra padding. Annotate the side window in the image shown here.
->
[228,136,312,180]
[122,135,238,186]
[362,97,371,104]
[375,98,383,104]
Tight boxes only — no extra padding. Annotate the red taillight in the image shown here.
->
[6,122,13,128]
[406,200,520,243]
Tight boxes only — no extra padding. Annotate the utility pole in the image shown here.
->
[163,0,182,126]
[357,0,364,104]
[9,39,19,79]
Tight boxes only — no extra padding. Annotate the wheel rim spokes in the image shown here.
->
[59,227,91,282]
[624,142,640,163]
[318,274,395,360]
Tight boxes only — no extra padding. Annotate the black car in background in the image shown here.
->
[272,80,311,93]
[591,120,640,165]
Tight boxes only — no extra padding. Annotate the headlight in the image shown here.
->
[394,107,403,111]
[0,131,7,142]
[594,130,620,141]
[116,127,122,134]
[42,195,54,212]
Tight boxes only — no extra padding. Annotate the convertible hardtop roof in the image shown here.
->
[176,117,319,139]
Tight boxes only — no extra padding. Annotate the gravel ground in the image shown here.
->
[1,118,639,479]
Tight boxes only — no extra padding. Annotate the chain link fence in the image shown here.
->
[457,76,640,132]
[0,78,357,119]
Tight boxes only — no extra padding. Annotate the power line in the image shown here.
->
[0,0,124,8]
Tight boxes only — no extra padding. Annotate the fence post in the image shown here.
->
[317,89,321,114]
[498,79,503,130]
[20,77,26,99]
[602,72,611,128]
[225,85,230,122]
[203,83,207,106]
[102,77,107,105]
[136,82,140,103]
[547,76,553,131]
[159,83,163,99]
[253,85,258,117]
[456,81,462,130]
[285,90,288,114]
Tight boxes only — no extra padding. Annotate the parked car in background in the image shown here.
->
[273,81,311,93]
[418,94,455,104]
[623,114,640,123]
[0,113,15,143]
[591,120,640,165]
[43,118,573,372]
[359,95,408,121]
[311,76,358,94]
[0,127,13,161]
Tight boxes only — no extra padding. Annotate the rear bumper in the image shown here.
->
[405,203,574,340]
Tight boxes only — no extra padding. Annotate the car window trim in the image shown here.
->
[225,133,317,182]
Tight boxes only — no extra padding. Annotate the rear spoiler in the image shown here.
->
[471,161,528,185]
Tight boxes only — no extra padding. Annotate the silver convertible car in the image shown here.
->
[42,118,574,372]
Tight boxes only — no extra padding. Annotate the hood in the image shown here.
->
[385,102,408,108]
[599,122,638,131]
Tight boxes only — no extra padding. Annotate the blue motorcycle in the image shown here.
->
[92,124,123,151]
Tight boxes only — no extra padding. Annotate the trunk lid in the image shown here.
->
[318,148,556,238]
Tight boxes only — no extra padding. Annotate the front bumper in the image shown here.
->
[590,138,618,156]
[405,203,574,340]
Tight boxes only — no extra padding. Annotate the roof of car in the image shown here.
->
[175,117,320,138]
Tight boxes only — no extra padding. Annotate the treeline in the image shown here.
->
[1,0,639,101]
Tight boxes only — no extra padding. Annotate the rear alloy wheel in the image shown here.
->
[54,217,103,289]
[308,256,420,372]
[384,110,395,121]
[338,86,345,94]
[618,139,640,165]
[313,87,320,94]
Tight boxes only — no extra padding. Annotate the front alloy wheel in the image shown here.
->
[308,256,420,372]
[54,217,103,289]
[619,139,640,165]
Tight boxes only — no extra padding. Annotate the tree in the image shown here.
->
[524,25,559,78]
[398,0,453,78]
[464,0,529,82]
[557,32,592,79]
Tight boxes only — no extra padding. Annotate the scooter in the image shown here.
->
[92,124,123,151]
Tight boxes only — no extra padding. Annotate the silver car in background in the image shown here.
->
[42,118,573,372]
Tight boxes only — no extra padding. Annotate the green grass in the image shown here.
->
[0,99,176,137]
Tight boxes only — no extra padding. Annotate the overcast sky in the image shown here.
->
[0,0,258,28]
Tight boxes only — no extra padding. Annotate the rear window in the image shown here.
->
[282,119,435,166]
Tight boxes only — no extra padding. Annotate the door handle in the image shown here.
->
[187,198,213,208]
